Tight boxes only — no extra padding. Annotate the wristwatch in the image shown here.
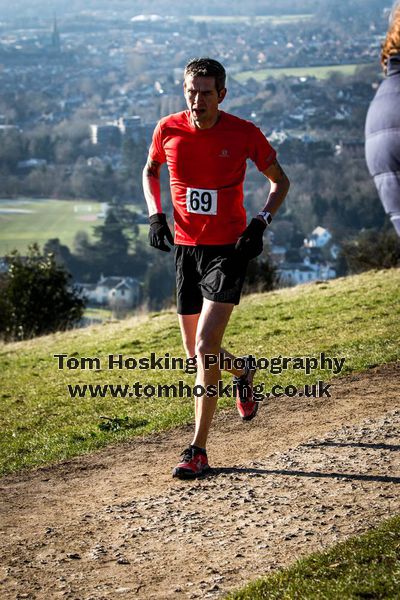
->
[257,211,272,225]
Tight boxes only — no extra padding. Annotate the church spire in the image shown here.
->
[51,15,61,54]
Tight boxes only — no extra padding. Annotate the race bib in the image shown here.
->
[186,188,217,215]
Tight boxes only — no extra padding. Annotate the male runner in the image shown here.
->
[143,58,289,479]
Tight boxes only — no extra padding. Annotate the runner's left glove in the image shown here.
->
[148,213,174,252]
[235,218,266,260]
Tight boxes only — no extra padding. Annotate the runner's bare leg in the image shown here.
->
[178,315,245,377]
[178,312,246,427]
[178,313,201,425]
[190,299,236,449]
[178,313,200,359]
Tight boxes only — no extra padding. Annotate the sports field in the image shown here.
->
[0,198,146,255]
[189,14,313,25]
[234,63,369,83]
[0,199,103,255]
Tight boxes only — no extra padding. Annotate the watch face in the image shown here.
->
[260,212,272,224]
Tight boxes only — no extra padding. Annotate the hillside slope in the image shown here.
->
[1,268,399,598]
[0,268,399,476]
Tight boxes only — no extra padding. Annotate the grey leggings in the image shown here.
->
[374,172,400,236]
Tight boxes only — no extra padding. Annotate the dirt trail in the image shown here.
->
[1,363,399,600]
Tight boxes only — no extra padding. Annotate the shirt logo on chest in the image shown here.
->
[219,148,230,158]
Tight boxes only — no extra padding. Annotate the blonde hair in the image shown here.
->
[381,1,400,72]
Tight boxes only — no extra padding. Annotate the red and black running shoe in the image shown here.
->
[233,355,259,421]
[172,445,210,479]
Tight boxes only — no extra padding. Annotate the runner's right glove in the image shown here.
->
[235,218,266,260]
[148,213,174,252]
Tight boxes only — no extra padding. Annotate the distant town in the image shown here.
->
[0,0,394,313]
[0,3,389,129]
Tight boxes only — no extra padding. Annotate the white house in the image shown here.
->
[277,257,336,287]
[79,275,141,308]
[304,226,332,248]
[108,278,140,309]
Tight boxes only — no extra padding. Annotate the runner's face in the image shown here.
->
[184,75,226,129]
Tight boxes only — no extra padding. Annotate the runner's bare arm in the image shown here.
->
[260,159,290,217]
[142,157,163,216]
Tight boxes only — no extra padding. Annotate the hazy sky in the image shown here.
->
[0,0,393,22]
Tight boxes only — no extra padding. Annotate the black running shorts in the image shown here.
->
[174,244,249,315]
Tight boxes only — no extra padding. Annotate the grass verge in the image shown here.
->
[226,515,400,599]
[0,268,399,476]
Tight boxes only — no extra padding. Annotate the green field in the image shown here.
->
[0,268,399,476]
[189,14,313,25]
[0,198,147,255]
[84,306,113,320]
[234,63,370,83]
[0,199,104,255]
[228,515,400,599]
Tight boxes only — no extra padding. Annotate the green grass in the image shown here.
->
[227,515,400,599]
[0,199,103,255]
[234,63,371,83]
[189,15,313,25]
[0,268,399,476]
[0,198,148,255]
[84,306,113,320]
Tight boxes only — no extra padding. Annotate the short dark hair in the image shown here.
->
[184,57,226,91]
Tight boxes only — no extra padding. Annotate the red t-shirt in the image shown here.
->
[149,110,276,245]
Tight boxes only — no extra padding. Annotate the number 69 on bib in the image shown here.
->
[186,188,218,215]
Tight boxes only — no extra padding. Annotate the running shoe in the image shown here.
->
[172,445,210,479]
[233,355,258,421]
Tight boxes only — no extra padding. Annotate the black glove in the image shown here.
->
[148,213,174,252]
[235,218,266,260]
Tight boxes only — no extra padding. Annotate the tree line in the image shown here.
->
[0,124,147,202]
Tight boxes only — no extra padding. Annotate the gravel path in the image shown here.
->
[1,362,399,599]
